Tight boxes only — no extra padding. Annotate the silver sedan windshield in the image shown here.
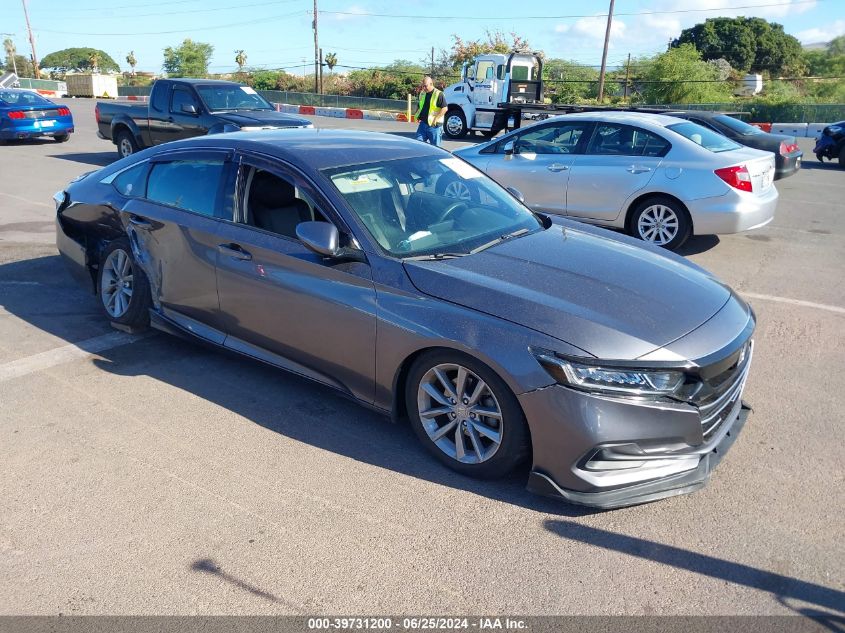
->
[323,155,542,257]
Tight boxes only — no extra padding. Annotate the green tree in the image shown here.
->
[4,38,35,77]
[163,39,214,77]
[673,17,803,75]
[637,44,733,104]
[88,50,101,73]
[40,47,120,74]
[543,59,599,103]
[827,35,845,56]
[447,31,532,70]
[126,50,137,76]
[325,52,338,74]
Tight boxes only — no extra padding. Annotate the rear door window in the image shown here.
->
[146,160,227,218]
[150,83,168,112]
[587,124,670,157]
[112,162,148,197]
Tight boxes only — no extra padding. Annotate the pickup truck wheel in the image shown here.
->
[444,109,468,139]
[115,129,138,159]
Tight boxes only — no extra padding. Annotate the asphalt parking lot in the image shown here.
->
[1,98,843,617]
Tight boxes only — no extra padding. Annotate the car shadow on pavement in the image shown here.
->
[676,235,721,256]
[545,519,845,622]
[798,161,837,171]
[0,254,594,518]
[46,151,116,167]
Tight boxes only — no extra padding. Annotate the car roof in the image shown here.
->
[153,128,448,171]
[548,110,684,128]
[160,78,244,86]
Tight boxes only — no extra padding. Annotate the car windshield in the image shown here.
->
[0,90,52,107]
[714,114,763,136]
[667,121,742,153]
[323,155,543,258]
[195,84,273,112]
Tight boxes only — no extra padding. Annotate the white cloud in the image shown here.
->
[795,19,845,43]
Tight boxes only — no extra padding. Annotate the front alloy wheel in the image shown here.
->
[406,351,529,478]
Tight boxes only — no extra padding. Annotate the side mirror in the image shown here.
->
[506,187,525,203]
[181,103,198,115]
[297,221,339,257]
[503,140,515,155]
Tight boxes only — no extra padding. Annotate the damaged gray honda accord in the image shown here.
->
[55,129,754,509]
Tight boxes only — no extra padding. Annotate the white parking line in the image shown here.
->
[742,292,845,315]
[0,331,150,383]
[0,191,52,208]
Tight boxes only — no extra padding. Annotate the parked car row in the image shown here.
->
[55,127,757,509]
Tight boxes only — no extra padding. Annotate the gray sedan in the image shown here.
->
[55,129,754,509]
[454,111,778,250]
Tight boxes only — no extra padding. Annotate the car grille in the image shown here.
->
[694,340,753,439]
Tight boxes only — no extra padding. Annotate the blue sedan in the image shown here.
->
[0,88,74,143]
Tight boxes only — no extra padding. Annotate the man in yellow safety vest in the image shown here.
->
[415,75,448,147]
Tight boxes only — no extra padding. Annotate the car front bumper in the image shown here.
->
[689,185,778,235]
[518,373,751,509]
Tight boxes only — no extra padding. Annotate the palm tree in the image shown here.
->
[126,50,137,77]
[3,38,17,76]
[235,49,247,72]
[88,51,101,74]
[325,51,338,75]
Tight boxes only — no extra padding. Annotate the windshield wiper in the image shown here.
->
[403,252,468,261]
[469,228,532,254]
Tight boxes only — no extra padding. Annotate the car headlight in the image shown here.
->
[535,353,685,397]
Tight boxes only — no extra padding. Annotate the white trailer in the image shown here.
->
[65,73,119,98]
[442,52,544,139]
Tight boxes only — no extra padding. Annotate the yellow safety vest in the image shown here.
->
[416,88,444,126]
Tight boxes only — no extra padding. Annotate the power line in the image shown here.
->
[34,10,306,36]
[315,0,823,21]
[41,0,305,20]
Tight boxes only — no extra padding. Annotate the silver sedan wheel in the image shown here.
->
[100,248,134,318]
[637,204,679,245]
[119,137,134,158]
[443,180,473,200]
[416,363,503,464]
[445,114,464,137]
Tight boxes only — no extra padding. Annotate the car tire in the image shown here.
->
[815,153,824,162]
[115,129,139,159]
[629,196,691,250]
[443,108,468,139]
[406,350,529,479]
[54,134,70,143]
[435,174,480,202]
[97,239,151,329]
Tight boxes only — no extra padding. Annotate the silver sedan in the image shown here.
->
[453,111,778,249]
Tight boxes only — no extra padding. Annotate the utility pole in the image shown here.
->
[596,0,615,103]
[21,0,40,79]
[623,52,631,101]
[319,47,323,94]
[312,0,319,94]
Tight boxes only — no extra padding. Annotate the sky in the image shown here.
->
[2,0,844,76]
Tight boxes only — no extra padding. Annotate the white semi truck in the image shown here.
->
[442,51,544,139]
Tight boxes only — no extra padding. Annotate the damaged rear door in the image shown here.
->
[121,148,237,342]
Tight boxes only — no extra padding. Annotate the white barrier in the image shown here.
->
[771,122,809,136]
[806,123,827,138]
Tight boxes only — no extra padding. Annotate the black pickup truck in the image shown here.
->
[96,78,312,158]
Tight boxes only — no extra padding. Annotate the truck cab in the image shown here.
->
[442,52,543,139]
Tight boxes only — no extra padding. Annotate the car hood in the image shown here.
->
[403,224,731,360]
[214,110,312,128]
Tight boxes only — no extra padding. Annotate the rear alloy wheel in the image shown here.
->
[115,129,138,159]
[407,351,528,479]
[444,108,468,139]
[630,196,691,250]
[97,239,151,328]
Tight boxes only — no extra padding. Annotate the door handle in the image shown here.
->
[217,243,252,261]
[627,165,653,174]
[547,163,569,172]
[128,215,152,229]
